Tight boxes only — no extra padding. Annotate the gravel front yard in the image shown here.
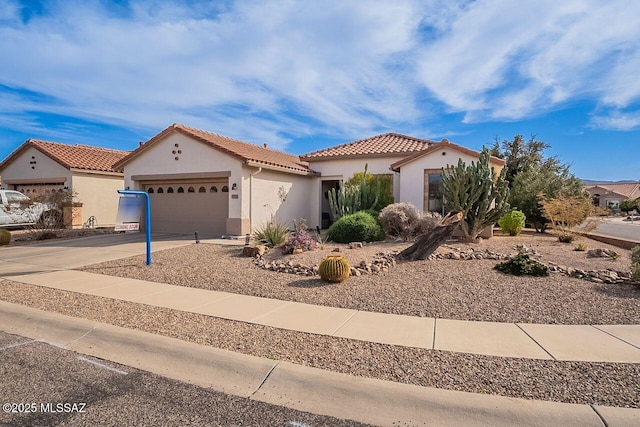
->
[79,233,640,324]
[1,281,638,409]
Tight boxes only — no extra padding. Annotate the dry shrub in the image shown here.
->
[540,193,598,242]
[378,203,441,241]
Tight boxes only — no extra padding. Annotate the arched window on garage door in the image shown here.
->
[188,186,195,193]
[147,188,154,193]
[167,187,174,193]
[210,186,218,193]
[157,187,164,193]
[177,187,184,193]
[222,185,229,192]
[198,186,206,193]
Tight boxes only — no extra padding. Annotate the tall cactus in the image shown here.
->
[441,148,509,240]
[328,164,380,221]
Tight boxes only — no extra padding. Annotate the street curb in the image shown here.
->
[1,301,638,427]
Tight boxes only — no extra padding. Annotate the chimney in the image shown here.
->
[139,141,144,147]
[263,143,268,149]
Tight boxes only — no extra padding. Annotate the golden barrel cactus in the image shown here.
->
[318,255,350,283]
[0,229,11,246]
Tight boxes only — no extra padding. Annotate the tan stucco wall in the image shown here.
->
[250,169,315,231]
[398,148,504,212]
[71,173,124,226]
[0,147,72,186]
[123,133,246,232]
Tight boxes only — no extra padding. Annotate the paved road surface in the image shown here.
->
[0,331,368,427]
[593,218,640,242]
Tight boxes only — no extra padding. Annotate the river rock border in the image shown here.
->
[252,244,638,286]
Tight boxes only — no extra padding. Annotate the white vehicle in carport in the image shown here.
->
[0,190,58,227]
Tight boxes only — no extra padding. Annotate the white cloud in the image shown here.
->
[1,0,639,146]
[591,111,640,131]
[0,0,437,146]
[417,0,640,124]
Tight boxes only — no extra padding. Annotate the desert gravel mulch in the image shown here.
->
[1,281,638,409]
[78,234,640,324]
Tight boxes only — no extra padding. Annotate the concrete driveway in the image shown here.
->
[0,232,197,274]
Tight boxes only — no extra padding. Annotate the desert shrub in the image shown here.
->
[253,220,289,247]
[0,229,11,245]
[378,203,440,241]
[326,211,384,243]
[631,246,640,282]
[281,231,318,254]
[540,193,594,242]
[574,243,586,251]
[494,254,550,277]
[498,210,526,236]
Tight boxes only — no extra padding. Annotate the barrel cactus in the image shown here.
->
[0,229,11,246]
[318,255,350,283]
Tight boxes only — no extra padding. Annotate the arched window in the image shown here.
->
[187,186,195,193]
[221,185,229,192]
[147,188,154,193]
[198,186,206,193]
[157,187,164,193]
[167,187,174,193]
[177,186,184,193]
[210,186,218,193]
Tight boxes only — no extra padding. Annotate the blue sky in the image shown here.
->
[0,0,638,181]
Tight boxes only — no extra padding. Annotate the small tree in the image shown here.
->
[498,210,526,236]
[540,193,594,242]
[620,199,639,215]
[441,148,510,241]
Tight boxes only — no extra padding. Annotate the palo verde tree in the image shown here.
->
[441,148,510,241]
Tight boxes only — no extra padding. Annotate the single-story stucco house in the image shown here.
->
[0,139,129,227]
[114,124,505,237]
[585,182,640,210]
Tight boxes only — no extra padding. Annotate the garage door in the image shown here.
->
[143,180,229,235]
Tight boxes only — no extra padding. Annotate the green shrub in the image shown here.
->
[253,220,289,247]
[326,211,384,243]
[494,254,550,277]
[574,243,587,251]
[631,246,640,282]
[498,210,526,236]
[0,229,11,245]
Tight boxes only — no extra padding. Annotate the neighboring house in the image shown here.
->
[585,182,640,210]
[0,139,129,227]
[113,124,317,236]
[116,124,505,237]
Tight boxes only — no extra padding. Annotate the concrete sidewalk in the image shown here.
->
[5,268,640,363]
[2,301,638,427]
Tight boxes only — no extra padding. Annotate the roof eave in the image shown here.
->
[245,160,318,176]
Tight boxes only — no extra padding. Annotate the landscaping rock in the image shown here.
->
[348,242,363,249]
[242,245,266,257]
[587,248,619,259]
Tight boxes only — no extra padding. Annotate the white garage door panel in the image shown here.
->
[144,182,228,235]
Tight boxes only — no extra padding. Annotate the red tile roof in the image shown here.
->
[114,124,314,175]
[586,183,640,199]
[390,139,506,171]
[300,133,438,161]
[0,139,128,173]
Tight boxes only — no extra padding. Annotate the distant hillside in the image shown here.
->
[582,179,639,185]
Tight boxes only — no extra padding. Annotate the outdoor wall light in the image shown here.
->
[231,183,237,190]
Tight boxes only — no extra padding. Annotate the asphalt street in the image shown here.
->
[0,331,369,427]
[594,218,640,242]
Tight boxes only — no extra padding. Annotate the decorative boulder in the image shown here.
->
[242,245,266,257]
